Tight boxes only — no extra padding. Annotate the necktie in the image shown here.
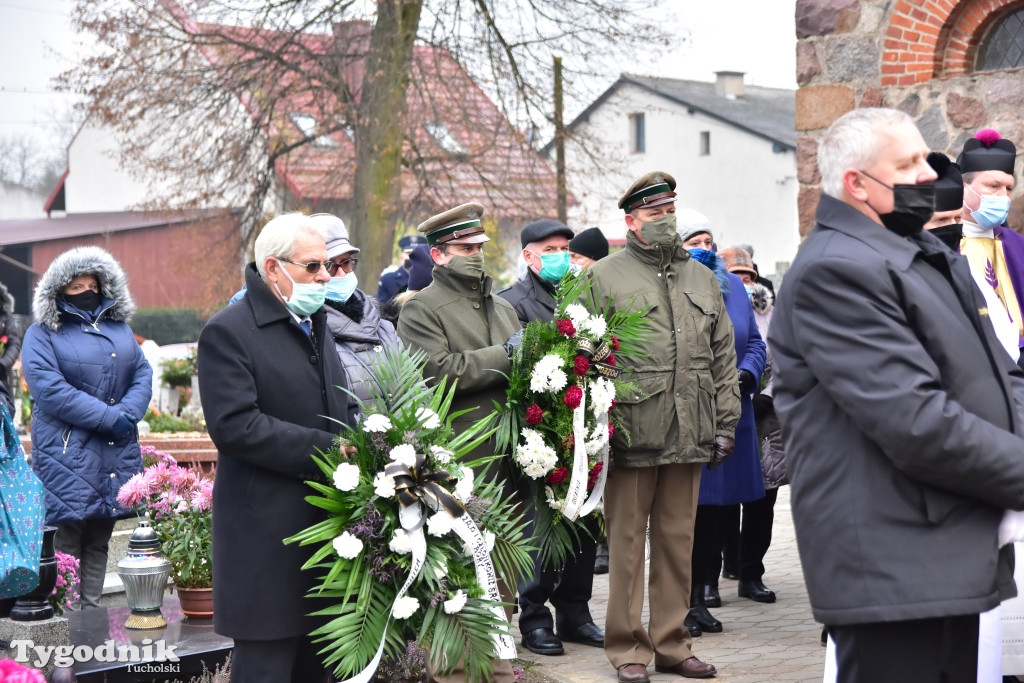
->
[300,320,312,337]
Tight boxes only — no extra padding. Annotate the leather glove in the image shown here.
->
[752,394,774,423]
[738,369,758,394]
[707,435,736,471]
[503,329,524,358]
[111,412,135,442]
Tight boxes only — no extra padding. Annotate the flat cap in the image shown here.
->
[520,219,574,248]
[417,202,490,246]
[569,227,609,261]
[927,151,964,212]
[619,171,677,213]
[398,234,429,252]
[956,129,1016,175]
[310,213,360,258]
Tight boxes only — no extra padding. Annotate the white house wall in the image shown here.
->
[65,120,157,213]
[564,82,799,277]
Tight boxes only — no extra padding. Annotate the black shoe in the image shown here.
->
[520,627,564,655]
[558,621,604,647]
[703,583,721,608]
[594,544,609,574]
[687,606,723,633]
[738,579,776,603]
[684,613,702,638]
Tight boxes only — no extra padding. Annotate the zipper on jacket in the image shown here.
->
[61,426,71,455]
[63,302,115,332]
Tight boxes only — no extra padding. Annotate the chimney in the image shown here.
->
[714,71,745,99]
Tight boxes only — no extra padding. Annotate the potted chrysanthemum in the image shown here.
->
[117,447,214,617]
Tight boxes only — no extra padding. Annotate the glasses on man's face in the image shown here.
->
[279,258,341,276]
[330,256,359,274]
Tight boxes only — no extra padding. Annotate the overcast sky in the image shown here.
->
[0,0,797,160]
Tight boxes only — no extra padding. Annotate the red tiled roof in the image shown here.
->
[188,14,560,218]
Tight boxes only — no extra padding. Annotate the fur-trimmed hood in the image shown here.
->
[749,282,774,315]
[33,246,136,331]
[0,280,14,316]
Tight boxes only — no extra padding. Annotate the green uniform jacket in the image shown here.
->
[584,232,740,468]
[397,266,522,479]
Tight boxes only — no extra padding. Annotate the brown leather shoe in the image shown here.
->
[655,656,717,678]
[617,663,650,683]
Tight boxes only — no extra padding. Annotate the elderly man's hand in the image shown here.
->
[340,445,358,458]
[707,435,736,471]
[503,329,524,358]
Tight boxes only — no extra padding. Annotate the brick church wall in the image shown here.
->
[796,0,1024,235]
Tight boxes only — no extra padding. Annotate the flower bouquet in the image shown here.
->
[49,551,80,616]
[492,275,649,566]
[116,447,214,589]
[285,349,532,682]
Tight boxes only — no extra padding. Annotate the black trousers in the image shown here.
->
[830,614,979,683]
[231,636,330,683]
[699,489,779,585]
[517,514,598,632]
[55,518,117,608]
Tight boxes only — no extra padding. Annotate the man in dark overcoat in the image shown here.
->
[770,107,1024,682]
[497,218,605,655]
[198,212,353,683]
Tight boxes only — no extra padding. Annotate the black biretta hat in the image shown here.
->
[956,129,1016,175]
[927,152,964,212]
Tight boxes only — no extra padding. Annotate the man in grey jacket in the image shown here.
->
[770,107,1024,682]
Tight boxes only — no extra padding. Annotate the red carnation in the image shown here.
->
[556,318,576,337]
[573,355,590,376]
[562,434,576,452]
[546,467,569,485]
[608,423,614,439]
[610,336,620,351]
[610,398,618,412]
[525,403,544,425]
[607,353,616,366]
[564,385,583,410]
[587,461,604,489]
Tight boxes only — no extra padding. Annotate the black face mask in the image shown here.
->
[63,289,102,312]
[929,223,964,252]
[861,171,936,237]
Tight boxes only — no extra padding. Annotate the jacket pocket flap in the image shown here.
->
[683,291,718,316]
[618,373,670,405]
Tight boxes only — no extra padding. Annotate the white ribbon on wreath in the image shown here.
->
[342,497,514,683]
[560,384,609,521]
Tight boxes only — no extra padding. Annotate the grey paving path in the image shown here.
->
[512,487,826,682]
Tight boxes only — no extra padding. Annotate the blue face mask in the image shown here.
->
[532,251,570,284]
[744,284,755,298]
[967,184,1011,229]
[686,248,716,268]
[274,259,327,316]
[325,271,359,303]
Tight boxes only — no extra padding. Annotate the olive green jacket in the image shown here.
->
[583,232,740,468]
[397,265,522,478]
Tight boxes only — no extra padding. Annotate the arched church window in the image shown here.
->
[977,5,1024,71]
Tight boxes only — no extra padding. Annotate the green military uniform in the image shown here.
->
[582,172,740,678]
[396,202,522,683]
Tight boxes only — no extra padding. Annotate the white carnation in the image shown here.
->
[363,414,393,433]
[388,529,413,555]
[332,531,363,559]
[582,315,607,338]
[564,303,590,329]
[430,445,454,465]
[530,354,568,393]
[389,444,417,467]
[416,407,441,429]
[484,530,496,552]
[544,486,565,511]
[373,471,396,498]
[547,368,568,392]
[454,467,474,504]
[392,596,419,620]
[427,511,454,537]
[443,590,468,615]
[590,378,615,416]
[331,462,360,492]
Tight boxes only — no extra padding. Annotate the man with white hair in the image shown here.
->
[198,213,354,682]
[769,107,1024,681]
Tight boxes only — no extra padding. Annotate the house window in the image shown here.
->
[289,113,336,148]
[700,131,711,156]
[977,7,1024,71]
[425,123,466,155]
[630,113,645,153]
